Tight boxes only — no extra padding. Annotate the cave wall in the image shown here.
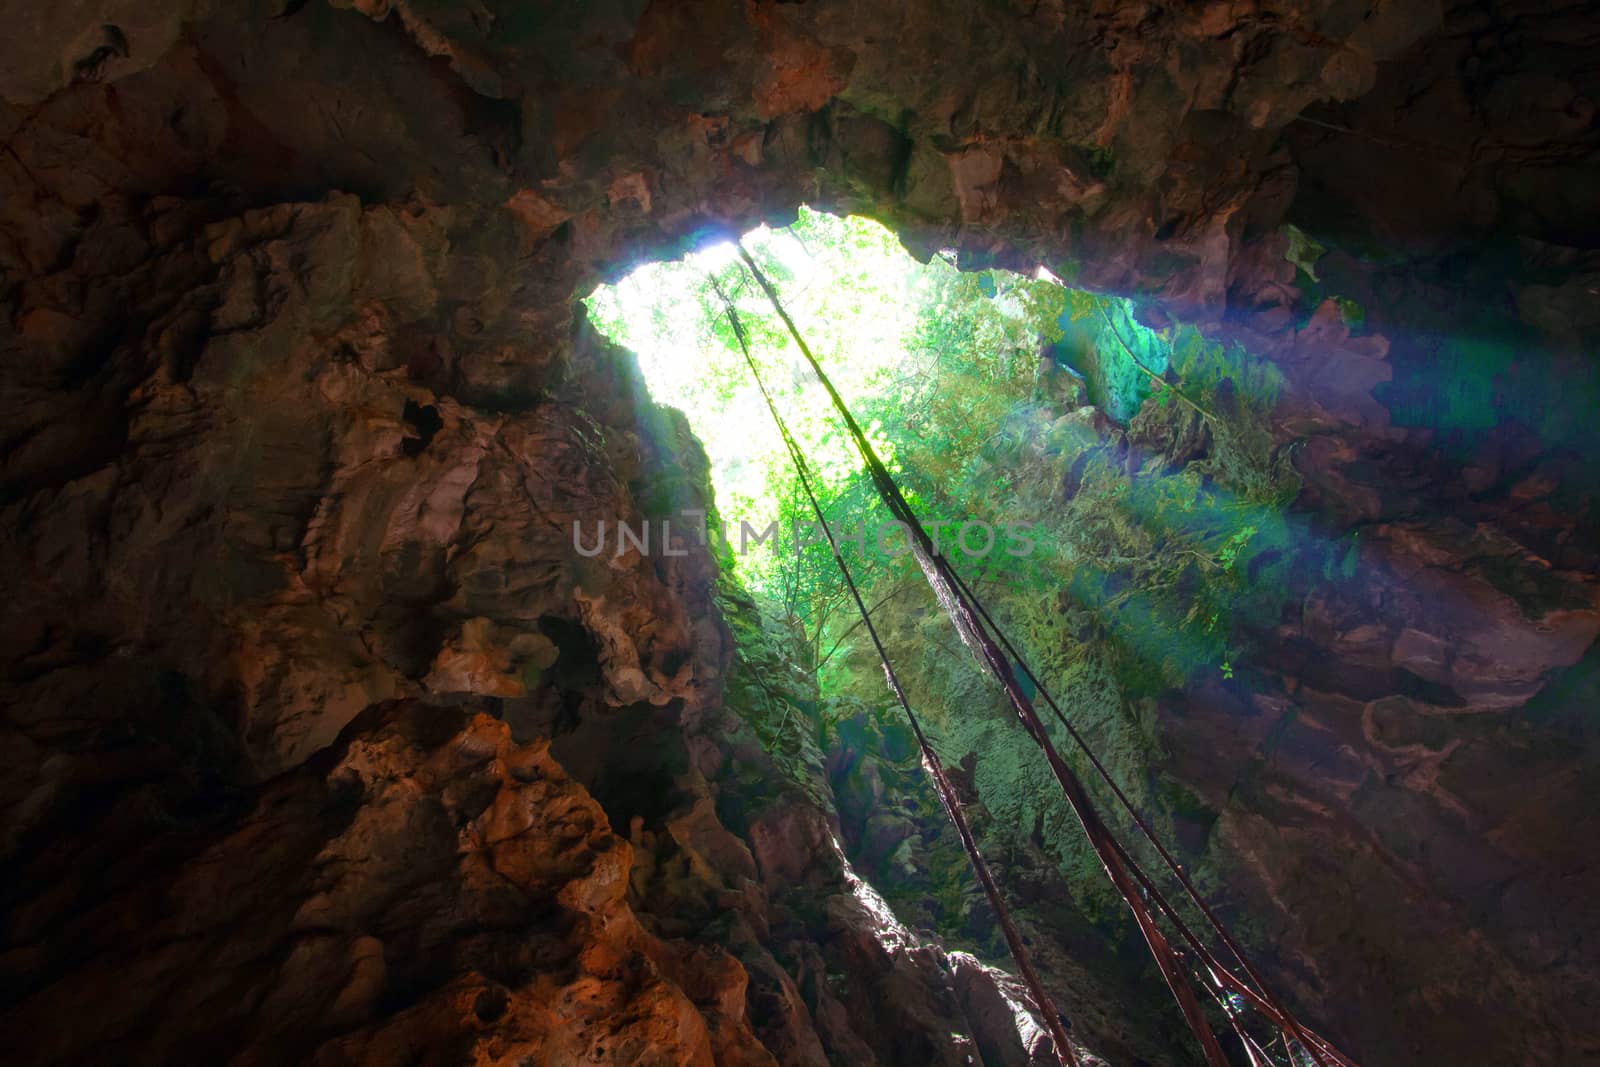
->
[2,1,1597,1065]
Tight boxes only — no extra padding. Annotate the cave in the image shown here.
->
[2,2,1597,1066]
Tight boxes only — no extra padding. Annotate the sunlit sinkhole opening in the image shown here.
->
[584,209,1372,1064]
[582,208,1341,694]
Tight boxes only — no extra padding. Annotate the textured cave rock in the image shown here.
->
[1,1,1597,1065]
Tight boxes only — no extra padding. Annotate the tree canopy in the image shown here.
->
[584,208,1305,690]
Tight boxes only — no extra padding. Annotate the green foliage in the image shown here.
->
[587,207,1315,698]
[587,210,1325,933]
[586,209,1081,656]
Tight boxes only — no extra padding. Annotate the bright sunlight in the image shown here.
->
[584,207,1306,690]
[583,209,1072,594]
[585,210,917,553]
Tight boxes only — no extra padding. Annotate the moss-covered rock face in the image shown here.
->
[3,2,1600,1066]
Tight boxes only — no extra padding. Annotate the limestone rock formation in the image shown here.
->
[1,1,1597,1065]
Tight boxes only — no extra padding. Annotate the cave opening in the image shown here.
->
[578,208,1365,1063]
[582,207,1319,709]
[584,207,1109,672]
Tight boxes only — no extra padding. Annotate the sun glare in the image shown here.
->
[580,208,1114,606]
[583,210,928,567]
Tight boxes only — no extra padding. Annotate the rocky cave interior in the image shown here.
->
[2,1,1598,1066]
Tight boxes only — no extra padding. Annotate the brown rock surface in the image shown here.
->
[1,0,1597,1064]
